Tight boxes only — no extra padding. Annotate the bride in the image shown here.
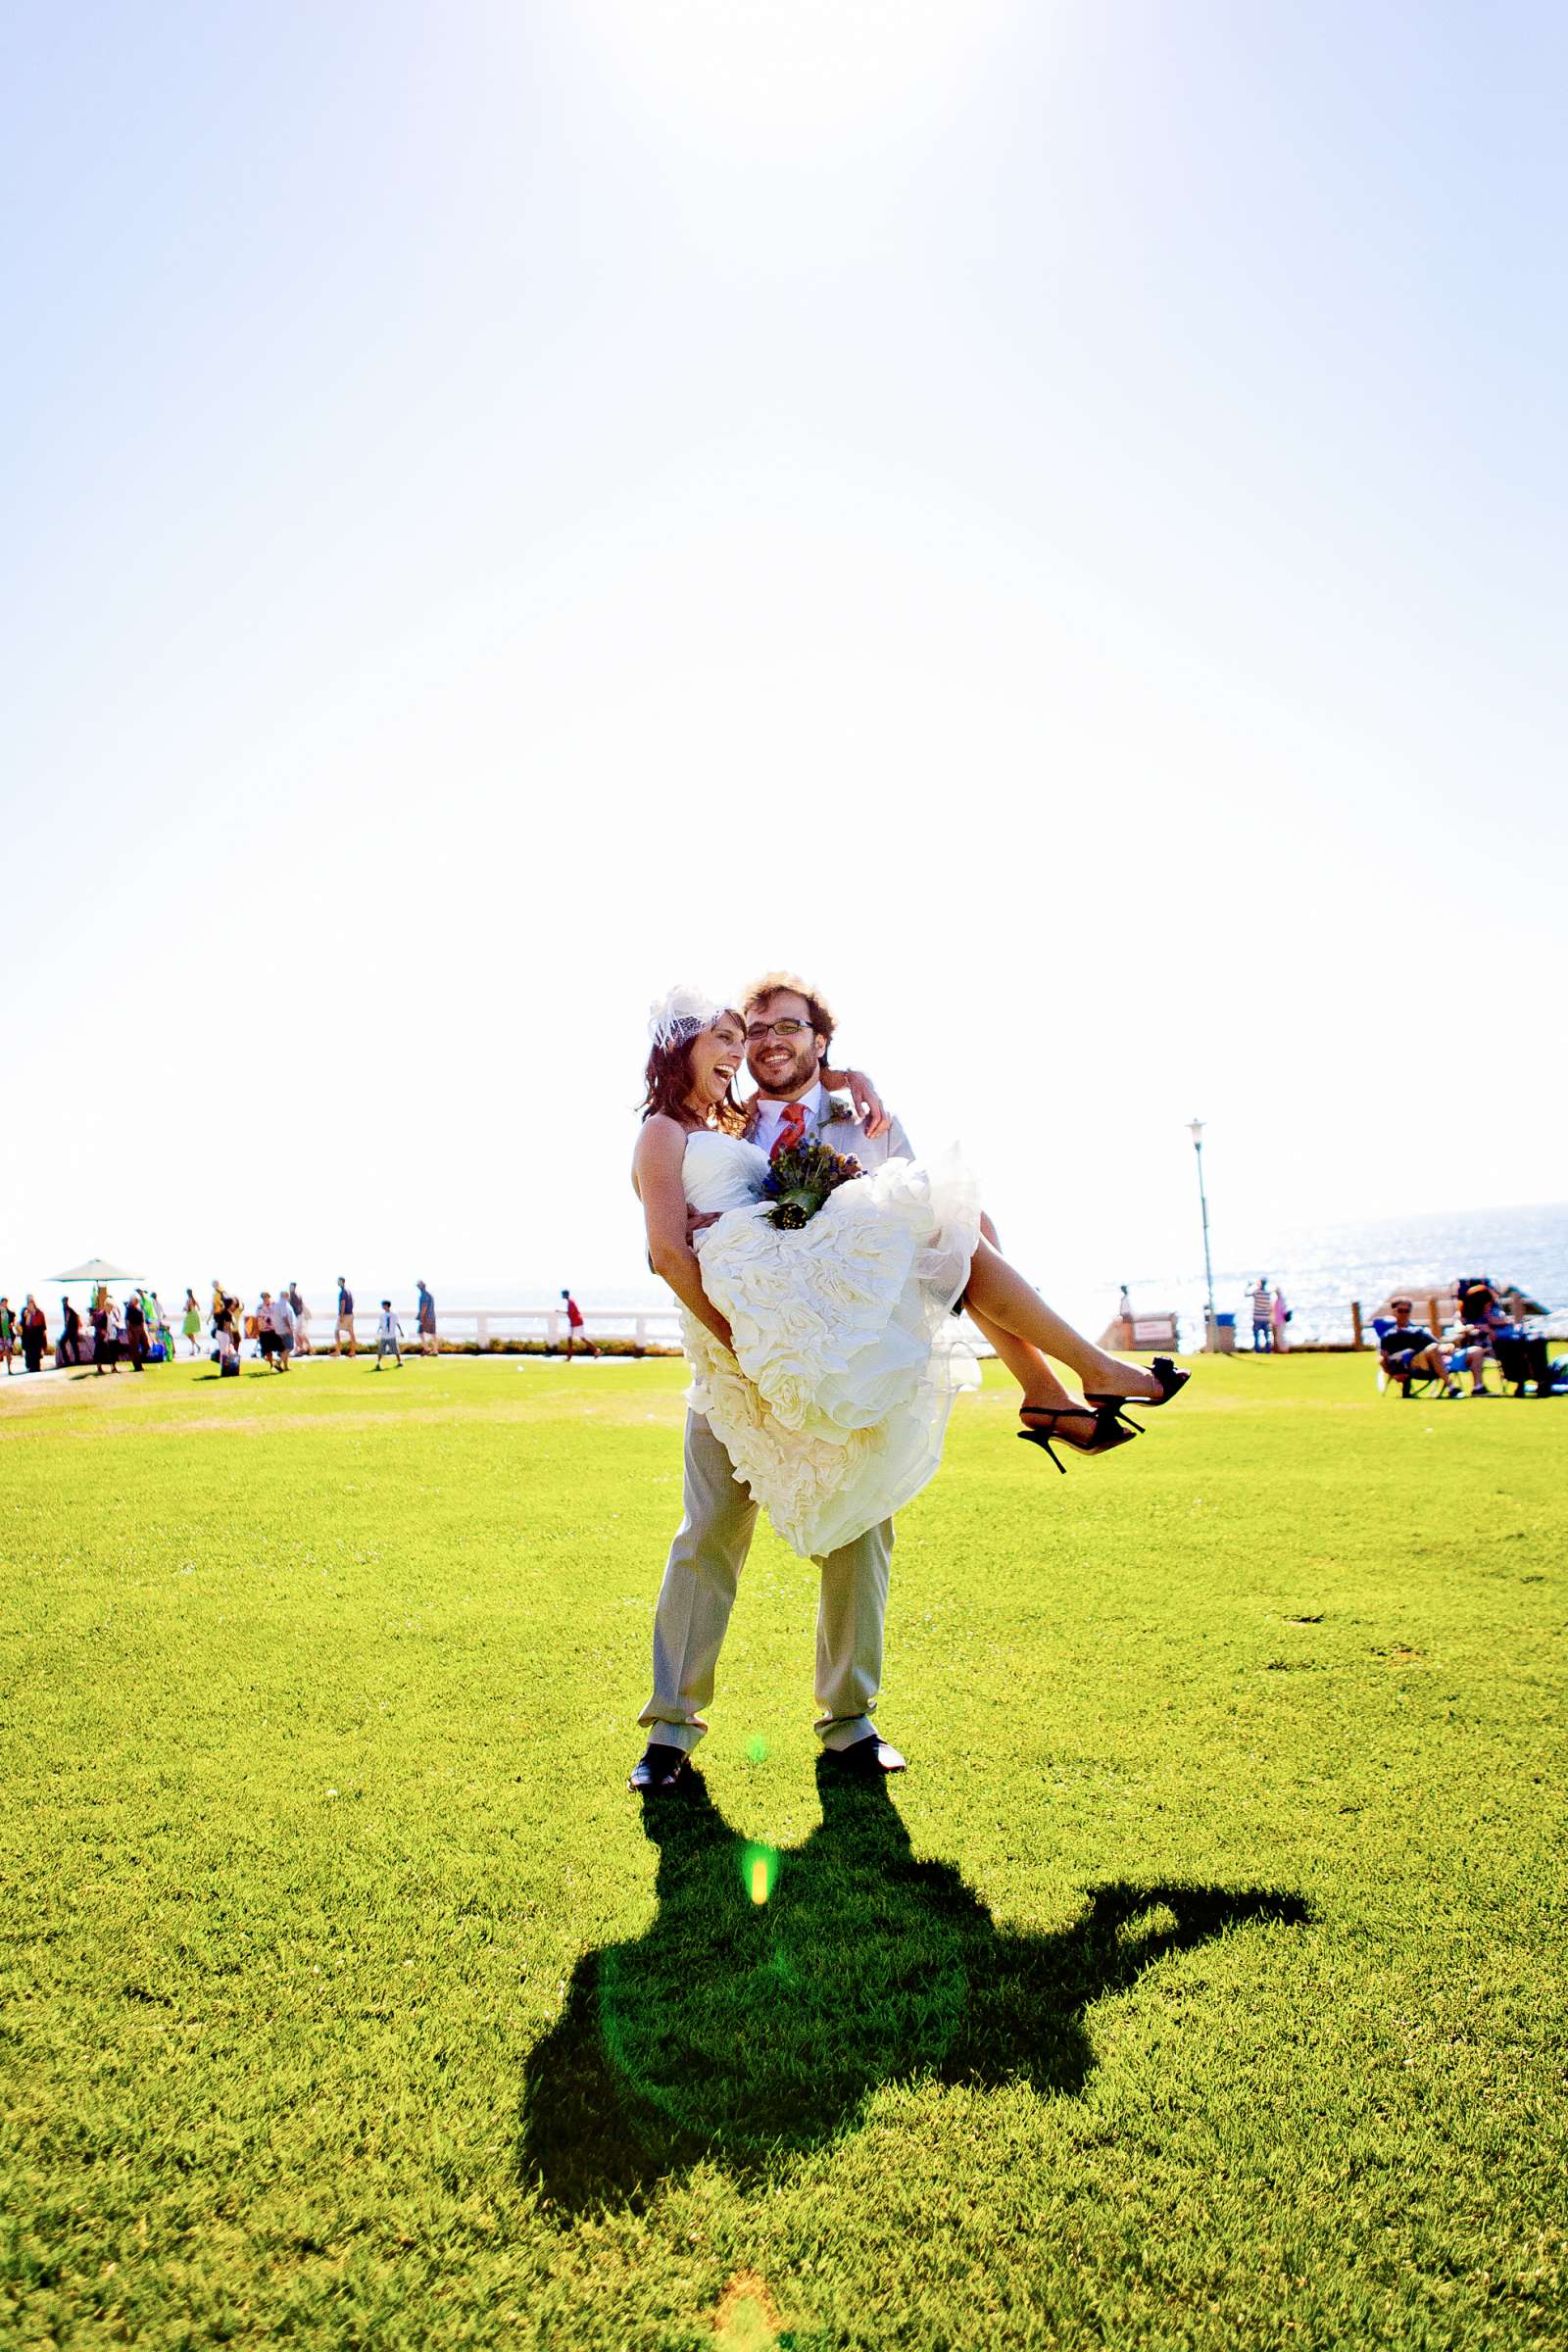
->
[633,990,1187,1559]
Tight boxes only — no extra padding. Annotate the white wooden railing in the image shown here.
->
[305,1308,685,1352]
[291,1304,996,1355]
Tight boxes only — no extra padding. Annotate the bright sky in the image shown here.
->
[5,0,1564,1316]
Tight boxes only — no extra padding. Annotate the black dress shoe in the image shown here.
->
[819,1734,906,1776]
[626,1743,691,1794]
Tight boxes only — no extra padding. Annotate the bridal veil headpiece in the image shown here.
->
[647,983,728,1052]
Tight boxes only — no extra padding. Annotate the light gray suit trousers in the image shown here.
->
[639,1092,911,1756]
[639,1408,894,1753]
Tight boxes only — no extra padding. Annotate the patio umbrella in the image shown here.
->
[51,1257,144,1285]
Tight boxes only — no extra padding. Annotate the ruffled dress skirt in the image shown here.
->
[681,1148,982,1558]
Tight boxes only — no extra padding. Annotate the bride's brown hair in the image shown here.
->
[640,1017,748,1136]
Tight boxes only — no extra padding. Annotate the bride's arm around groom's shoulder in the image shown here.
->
[633,1117,734,1352]
[819,1064,891,1142]
[828,1093,913,1166]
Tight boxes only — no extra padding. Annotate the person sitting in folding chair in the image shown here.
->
[1379,1299,1471,1398]
[1457,1280,1552,1397]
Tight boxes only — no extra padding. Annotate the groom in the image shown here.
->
[629,972,916,1793]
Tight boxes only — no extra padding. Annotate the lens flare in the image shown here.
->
[741,1842,779,1906]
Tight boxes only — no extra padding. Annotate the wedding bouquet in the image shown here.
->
[760,1139,865,1230]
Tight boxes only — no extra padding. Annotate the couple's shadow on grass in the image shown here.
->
[518,1769,1309,2213]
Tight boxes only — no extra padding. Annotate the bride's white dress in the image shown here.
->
[680,1131,982,1559]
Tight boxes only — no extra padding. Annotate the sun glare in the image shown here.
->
[582,0,1015,148]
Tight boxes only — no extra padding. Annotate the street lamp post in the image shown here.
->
[1189,1118,1216,1351]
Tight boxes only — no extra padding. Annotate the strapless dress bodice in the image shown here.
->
[683,1130,770,1215]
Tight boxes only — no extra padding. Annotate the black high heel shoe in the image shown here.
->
[1016,1403,1142,1475]
[1084,1354,1191,1435]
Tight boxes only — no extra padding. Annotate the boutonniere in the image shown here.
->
[822,1093,857,1125]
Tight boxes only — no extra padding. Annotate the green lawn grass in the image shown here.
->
[2,1352,1563,2350]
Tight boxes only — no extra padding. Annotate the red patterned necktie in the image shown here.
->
[770,1102,808,1162]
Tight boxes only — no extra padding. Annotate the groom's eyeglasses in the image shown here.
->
[746,1019,810,1042]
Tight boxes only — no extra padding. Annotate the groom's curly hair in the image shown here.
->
[741,970,836,1052]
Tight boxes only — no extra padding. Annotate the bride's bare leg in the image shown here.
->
[966,1308,1075,1411]
[968,1216,1098,1442]
[965,1241,1160,1401]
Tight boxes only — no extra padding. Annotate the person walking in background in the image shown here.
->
[562,1288,599,1360]
[1271,1286,1290,1353]
[374,1300,403,1370]
[210,1286,238,1345]
[416,1280,437,1356]
[270,1288,296,1372]
[123,1289,149,1372]
[90,1295,117,1375]
[212,1292,241,1377]
[0,1298,14,1375]
[182,1289,203,1355]
[21,1297,47,1375]
[288,1282,312,1355]
[61,1298,83,1365]
[1250,1277,1273,1352]
[334,1276,356,1356]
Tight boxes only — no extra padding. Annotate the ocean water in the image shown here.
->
[122,1200,1564,1354]
[424,1200,1568,1351]
[1105,1199,1568,1348]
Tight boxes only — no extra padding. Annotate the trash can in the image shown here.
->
[1208,1310,1237,1355]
